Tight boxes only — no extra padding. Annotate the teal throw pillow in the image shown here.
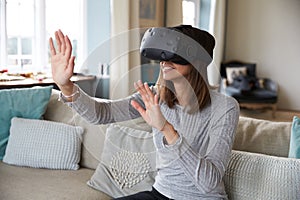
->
[0,86,52,160]
[288,116,300,158]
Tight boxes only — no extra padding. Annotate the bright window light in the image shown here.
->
[0,0,83,73]
[182,0,200,27]
[46,0,82,70]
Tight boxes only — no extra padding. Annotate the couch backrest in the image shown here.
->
[224,150,300,200]
[45,90,293,169]
[44,90,151,170]
[44,90,103,169]
[233,117,292,157]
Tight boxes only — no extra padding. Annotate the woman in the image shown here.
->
[49,25,239,200]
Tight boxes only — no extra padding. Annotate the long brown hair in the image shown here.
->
[156,64,211,114]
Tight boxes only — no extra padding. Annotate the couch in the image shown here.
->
[0,88,299,200]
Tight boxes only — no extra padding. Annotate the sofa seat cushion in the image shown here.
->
[225,86,277,103]
[0,162,111,200]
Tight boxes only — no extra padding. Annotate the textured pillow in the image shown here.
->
[224,150,300,200]
[288,116,300,158]
[0,86,52,160]
[226,66,247,84]
[234,117,292,157]
[87,124,156,198]
[3,117,84,170]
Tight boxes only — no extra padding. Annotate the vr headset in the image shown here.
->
[140,27,212,65]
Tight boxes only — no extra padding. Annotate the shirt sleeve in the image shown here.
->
[163,97,240,193]
[61,84,144,124]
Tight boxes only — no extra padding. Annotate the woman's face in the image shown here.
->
[160,61,192,81]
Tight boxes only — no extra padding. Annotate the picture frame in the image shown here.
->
[139,0,165,28]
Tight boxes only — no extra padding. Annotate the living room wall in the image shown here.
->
[225,0,300,111]
[87,0,110,63]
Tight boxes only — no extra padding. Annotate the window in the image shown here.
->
[6,0,34,71]
[182,0,200,27]
[0,0,84,73]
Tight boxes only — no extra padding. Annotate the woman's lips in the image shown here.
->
[162,66,174,73]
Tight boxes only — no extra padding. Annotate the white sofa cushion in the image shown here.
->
[3,117,83,170]
[224,150,300,200]
[87,123,156,198]
[233,117,292,157]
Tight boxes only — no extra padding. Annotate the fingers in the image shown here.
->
[67,56,76,74]
[144,82,153,97]
[49,37,56,56]
[134,80,145,94]
[57,30,66,54]
[135,80,154,100]
[54,31,61,53]
[134,81,151,106]
[134,81,147,106]
[52,30,73,59]
[65,35,72,58]
[131,100,146,116]
[54,29,66,54]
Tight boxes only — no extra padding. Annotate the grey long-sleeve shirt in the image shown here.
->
[65,86,239,200]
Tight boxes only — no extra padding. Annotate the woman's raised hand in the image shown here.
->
[49,30,75,89]
[131,80,166,131]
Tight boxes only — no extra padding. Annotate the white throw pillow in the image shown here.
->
[87,123,156,198]
[3,117,84,170]
[226,67,247,84]
[224,150,300,200]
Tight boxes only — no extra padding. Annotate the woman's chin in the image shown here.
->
[163,75,183,81]
[162,74,173,81]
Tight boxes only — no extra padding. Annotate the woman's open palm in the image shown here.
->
[49,30,75,87]
[131,81,166,131]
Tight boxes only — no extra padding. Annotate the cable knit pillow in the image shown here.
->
[224,150,300,200]
[3,117,84,170]
[87,123,156,198]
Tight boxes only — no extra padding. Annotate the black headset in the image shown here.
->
[140,27,212,65]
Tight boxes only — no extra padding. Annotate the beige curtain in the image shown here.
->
[208,0,227,87]
[109,0,183,99]
[165,0,183,26]
[110,0,140,99]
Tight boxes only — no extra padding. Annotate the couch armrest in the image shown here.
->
[224,150,300,200]
[263,78,278,92]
